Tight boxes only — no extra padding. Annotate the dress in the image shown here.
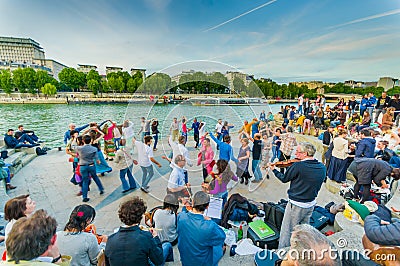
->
[327,137,348,183]
[237,145,250,178]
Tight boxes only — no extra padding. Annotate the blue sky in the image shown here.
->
[1,0,399,83]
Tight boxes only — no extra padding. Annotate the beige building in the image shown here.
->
[225,71,253,92]
[0,36,45,63]
[32,58,67,81]
[130,68,146,80]
[290,81,324,90]
[77,64,97,74]
[377,77,398,91]
[106,66,123,75]
[172,70,195,84]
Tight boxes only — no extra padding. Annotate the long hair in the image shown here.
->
[64,204,96,232]
[216,160,235,184]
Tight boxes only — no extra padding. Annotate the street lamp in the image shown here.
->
[392,78,399,89]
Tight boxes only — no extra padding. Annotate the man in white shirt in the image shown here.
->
[132,135,162,193]
[214,119,223,150]
[165,135,192,184]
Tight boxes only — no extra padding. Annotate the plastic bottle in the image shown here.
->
[237,225,243,241]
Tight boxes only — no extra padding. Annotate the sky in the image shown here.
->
[1,0,400,83]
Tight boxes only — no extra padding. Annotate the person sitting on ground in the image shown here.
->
[113,139,137,193]
[105,196,163,266]
[375,140,397,162]
[203,159,237,204]
[363,214,400,265]
[355,129,376,158]
[57,204,103,266]
[381,107,395,128]
[15,125,42,143]
[4,194,36,242]
[255,224,341,266]
[0,159,16,190]
[64,122,89,145]
[346,113,362,132]
[167,155,190,200]
[150,194,179,263]
[356,111,371,132]
[5,209,68,265]
[177,191,226,266]
[4,129,39,149]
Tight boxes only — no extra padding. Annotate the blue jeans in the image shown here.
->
[270,146,281,162]
[153,134,158,149]
[162,242,174,263]
[80,165,104,199]
[252,159,262,181]
[114,138,121,150]
[330,120,341,127]
[2,166,11,183]
[14,134,37,148]
[141,165,154,188]
[120,166,137,191]
[298,105,303,115]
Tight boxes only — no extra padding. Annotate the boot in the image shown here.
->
[240,177,244,184]
[6,184,16,190]
[245,177,249,185]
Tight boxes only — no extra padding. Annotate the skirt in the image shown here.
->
[327,156,348,183]
[95,150,112,174]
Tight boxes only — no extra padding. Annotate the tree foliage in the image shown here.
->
[0,70,13,94]
[41,83,57,96]
[58,68,86,90]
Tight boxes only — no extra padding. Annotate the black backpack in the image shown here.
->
[35,147,47,156]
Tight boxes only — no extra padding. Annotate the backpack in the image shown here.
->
[35,147,47,156]
[144,206,177,228]
[318,132,324,141]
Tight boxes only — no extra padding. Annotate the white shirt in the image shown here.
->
[199,122,207,138]
[215,123,223,134]
[122,121,134,139]
[168,136,193,167]
[167,163,186,189]
[135,140,153,167]
[298,96,304,105]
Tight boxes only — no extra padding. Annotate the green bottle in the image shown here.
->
[237,225,243,241]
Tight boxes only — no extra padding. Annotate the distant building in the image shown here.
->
[377,77,398,91]
[77,64,97,74]
[32,58,67,81]
[225,71,253,92]
[259,77,272,82]
[0,36,67,80]
[290,81,324,90]
[130,68,146,80]
[106,66,123,75]
[364,81,378,88]
[0,36,45,63]
[172,70,196,84]
[344,80,364,88]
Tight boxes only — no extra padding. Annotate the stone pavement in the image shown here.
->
[1,133,347,263]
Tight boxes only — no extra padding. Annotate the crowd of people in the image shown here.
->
[2,91,400,265]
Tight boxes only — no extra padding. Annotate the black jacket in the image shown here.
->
[376,96,391,109]
[105,225,163,266]
[273,159,326,203]
[322,131,332,146]
[364,214,400,246]
[390,99,400,111]
[350,158,392,185]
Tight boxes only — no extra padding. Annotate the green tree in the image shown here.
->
[86,69,102,84]
[246,81,263,97]
[126,78,136,93]
[41,83,57,96]
[0,70,13,94]
[208,72,229,94]
[233,77,246,94]
[58,68,86,91]
[22,68,37,94]
[12,68,27,93]
[101,80,109,93]
[87,79,100,95]
[36,70,51,91]
[108,76,124,93]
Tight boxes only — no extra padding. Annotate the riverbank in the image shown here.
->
[0,92,297,104]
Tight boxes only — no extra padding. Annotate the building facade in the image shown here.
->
[106,66,123,75]
[77,64,97,74]
[0,36,45,63]
[130,68,146,80]
[377,77,398,91]
[32,58,67,81]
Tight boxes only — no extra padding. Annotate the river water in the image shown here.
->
[0,103,282,147]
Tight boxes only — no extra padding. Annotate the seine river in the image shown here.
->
[0,103,282,147]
